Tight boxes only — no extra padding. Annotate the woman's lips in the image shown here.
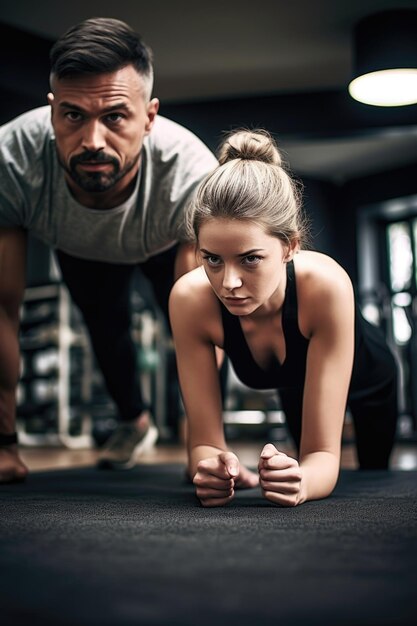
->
[223,296,249,305]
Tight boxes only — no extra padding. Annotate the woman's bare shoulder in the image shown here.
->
[169,267,221,334]
[170,266,214,304]
[295,250,353,291]
[294,251,354,334]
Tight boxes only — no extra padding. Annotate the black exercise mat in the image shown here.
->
[0,465,416,626]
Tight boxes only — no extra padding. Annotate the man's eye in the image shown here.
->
[106,113,124,124]
[65,111,83,122]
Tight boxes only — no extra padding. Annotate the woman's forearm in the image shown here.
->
[299,451,340,503]
[188,444,227,478]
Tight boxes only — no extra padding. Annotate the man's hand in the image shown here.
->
[193,451,258,507]
[258,443,303,507]
[0,446,28,484]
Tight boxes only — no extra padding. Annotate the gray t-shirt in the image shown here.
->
[0,106,217,263]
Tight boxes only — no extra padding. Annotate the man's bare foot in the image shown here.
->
[0,446,28,483]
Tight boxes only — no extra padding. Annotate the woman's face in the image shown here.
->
[198,218,294,317]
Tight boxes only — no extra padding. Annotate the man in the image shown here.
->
[0,17,217,482]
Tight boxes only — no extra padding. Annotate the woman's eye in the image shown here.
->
[203,255,222,266]
[243,255,261,266]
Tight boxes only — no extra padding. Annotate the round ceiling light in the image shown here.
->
[349,10,417,107]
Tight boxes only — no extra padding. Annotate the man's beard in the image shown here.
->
[58,149,140,192]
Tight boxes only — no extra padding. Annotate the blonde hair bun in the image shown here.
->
[218,129,282,166]
[187,125,308,250]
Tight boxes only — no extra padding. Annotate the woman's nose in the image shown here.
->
[222,266,243,290]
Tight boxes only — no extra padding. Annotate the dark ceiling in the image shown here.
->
[1,0,417,182]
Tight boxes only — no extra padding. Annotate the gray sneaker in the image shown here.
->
[97,421,158,470]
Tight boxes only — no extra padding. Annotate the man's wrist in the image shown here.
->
[0,432,18,446]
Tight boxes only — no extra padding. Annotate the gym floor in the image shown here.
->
[20,438,417,473]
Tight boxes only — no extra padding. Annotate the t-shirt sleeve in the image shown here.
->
[0,108,50,231]
[0,140,27,228]
[147,118,218,246]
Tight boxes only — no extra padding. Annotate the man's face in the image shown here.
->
[48,65,159,196]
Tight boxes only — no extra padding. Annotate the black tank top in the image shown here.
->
[220,260,396,397]
[220,260,308,391]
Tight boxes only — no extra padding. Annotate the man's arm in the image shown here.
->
[174,242,199,281]
[0,227,28,482]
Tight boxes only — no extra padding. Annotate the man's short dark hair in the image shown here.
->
[49,17,153,81]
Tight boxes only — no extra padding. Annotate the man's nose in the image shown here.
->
[81,120,106,152]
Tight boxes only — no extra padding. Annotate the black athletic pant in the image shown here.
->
[56,247,177,422]
[279,378,398,470]
[56,248,229,426]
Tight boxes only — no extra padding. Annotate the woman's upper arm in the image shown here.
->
[169,273,226,450]
[299,262,355,460]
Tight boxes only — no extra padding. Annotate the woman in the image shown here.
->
[169,129,398,507]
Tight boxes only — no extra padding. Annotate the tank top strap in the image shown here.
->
[283,260,297,322]
[282,259,307,348]
[281,259,309,385]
